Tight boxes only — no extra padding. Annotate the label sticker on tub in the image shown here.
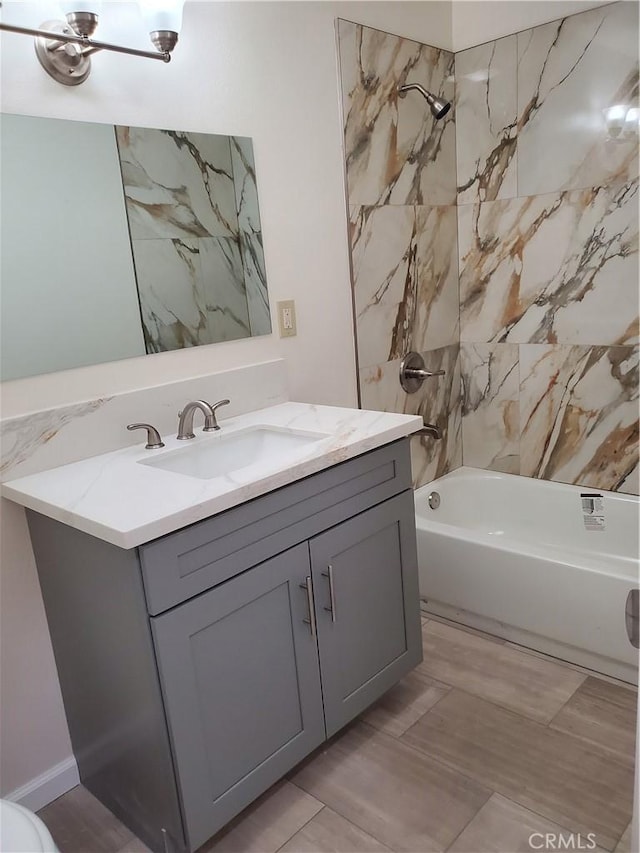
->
[580,493,605,531]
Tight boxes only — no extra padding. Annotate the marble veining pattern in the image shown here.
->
[115,127,239,240]
[0,400,110,477]
[0,361,288,483]
[459,180,639,346]
[455,35,518,204]
[338,7,638,494]
[230,137,271,335]
[133,238,210,353]
[200,238,251,342]
[461,343,520,474]
[339,19,456,206]
[231,137,261,237]
[351,204,415,369]
[360,345,461,488]
[241,232,271,337]
[519,344,639,491]
[1,404,422,548]
[352,204,459,369]
[516,2,639,197]
[117,127,270,346]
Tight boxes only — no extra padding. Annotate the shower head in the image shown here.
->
[398,83,451,120]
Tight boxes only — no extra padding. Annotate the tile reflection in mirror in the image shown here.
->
[0,116,271,383]
[116,126,271,352]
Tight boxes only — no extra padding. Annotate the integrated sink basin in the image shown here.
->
[138,426,330,480]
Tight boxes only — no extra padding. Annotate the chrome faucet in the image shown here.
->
[177,399,230,440]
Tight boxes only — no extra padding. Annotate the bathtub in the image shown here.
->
[414,467,639,684]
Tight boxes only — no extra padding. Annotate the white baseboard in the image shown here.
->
[4,756,79,812]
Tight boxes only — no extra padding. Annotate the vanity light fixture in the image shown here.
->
[0,0,185,86]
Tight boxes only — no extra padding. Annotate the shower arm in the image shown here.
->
[398,83,451,120]
[398,83,430,99]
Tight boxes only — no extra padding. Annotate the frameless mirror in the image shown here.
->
[0,114,271,382]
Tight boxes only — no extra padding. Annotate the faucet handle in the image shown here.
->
[205,399,231,432]
[127,423,165,449]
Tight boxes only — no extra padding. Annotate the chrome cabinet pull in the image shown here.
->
[300,576,316,637]
[322,565,336,623]
[625,588,639,649]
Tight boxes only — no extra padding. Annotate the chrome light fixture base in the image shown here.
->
[65,11,99,38]
[34,20,92,86]
[150,30,178,55]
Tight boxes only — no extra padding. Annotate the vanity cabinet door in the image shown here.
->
[150,543,325,852]
[310,490,422,737]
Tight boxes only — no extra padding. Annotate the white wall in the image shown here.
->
[0,0,451,799]
[451,0,610,51]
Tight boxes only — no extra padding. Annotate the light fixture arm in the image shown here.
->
[0,20,171,62]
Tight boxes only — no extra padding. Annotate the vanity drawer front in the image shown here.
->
[140,439,411,614]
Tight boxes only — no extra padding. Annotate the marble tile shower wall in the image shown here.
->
[338,20,460,487]
[456,1,639,493]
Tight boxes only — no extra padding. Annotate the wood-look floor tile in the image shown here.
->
[402,690,634,850]
[550,677,637,766]
[420,621,585,723]
[614,821,633,853]
[202,780,322,852]
[116,838,152,852]
[504,642,639,690]
[360,669,450,737]
[422,612,506,645]
[37,786,135,853]
[279,806,391,852]
[447,794,607,853]
[290,721,491,852]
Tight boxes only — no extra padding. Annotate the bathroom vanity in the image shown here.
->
[3,403,423,853]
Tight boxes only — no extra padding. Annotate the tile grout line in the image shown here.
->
[441,792,495,853]
[494,792,621,853]
[374,683,635,839]
[286,773,396,853]
[502,640,638,691]
[413,659,587,728]
[415,683,637,772]
[391,680,454,737]
[543,674,588,729]
[374,721,623,853]
[423,613,638,691]
[272,799,326,853]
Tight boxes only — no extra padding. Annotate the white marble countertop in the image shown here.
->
[2,403,422,549]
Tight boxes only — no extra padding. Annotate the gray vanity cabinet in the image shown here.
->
[310,491,422,736]
[27,438,421,853]
[151,543,326,851]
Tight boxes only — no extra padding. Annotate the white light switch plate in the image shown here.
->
[277,300,297,338]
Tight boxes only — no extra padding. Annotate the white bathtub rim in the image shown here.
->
[422,465,640,504]
[414,467,639,573]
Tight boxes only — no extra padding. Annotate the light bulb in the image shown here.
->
[623,106,640,139]
[139,0,184,35]
[603,104,628,139]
